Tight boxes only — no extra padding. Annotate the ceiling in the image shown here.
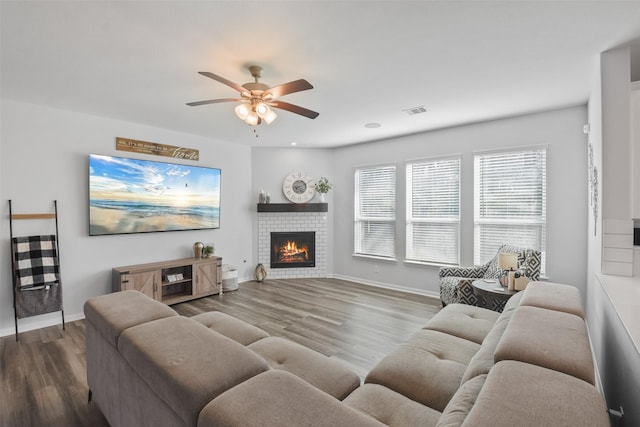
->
[2,1,640,148]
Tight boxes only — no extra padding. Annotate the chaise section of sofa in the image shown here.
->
[118,316,270,426]
[85,290,364,427]
[85,291,274,427]
[84,290,179,426]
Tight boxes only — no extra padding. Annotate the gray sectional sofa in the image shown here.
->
[84,281,610,427]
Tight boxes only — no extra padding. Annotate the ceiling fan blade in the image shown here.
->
[270,100,319,119]
[198,71,246,93]
[265,79,313,99]
[186,98,243,107]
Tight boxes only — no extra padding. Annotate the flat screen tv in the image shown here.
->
[89,154,220,236]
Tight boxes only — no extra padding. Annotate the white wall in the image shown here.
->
[586,46,640,426]
[602,47,632,220]
[587,52,604,306]
[251,148,335,205]
[250,147,335,274]
[0,99,254,336]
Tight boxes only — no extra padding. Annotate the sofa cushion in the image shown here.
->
[248,336,360,400]
[344,383,441,427]
[365,329,480,412]
[461,361,609,427]
[83,290,177,348]
[198,370,386,427]
[494,306,594,384]
[519,281,584,318]
[459,292,522,383]
[423,303,500,344]
[436,374,486,427]
[191,311,269,345]
[119,316,270,426]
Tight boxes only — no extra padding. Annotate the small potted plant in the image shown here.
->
[203,245,214,258]
[315,177,332,202]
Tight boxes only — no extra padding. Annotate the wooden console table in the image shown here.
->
[113,257,222,305]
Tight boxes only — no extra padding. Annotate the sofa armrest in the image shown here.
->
[198,371,386,427]
[439,265,486,278]
[461,361,609,427]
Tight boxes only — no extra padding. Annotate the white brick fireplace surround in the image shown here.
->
[257,204,328,279]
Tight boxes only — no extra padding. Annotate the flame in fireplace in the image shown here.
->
[277,240,309,263]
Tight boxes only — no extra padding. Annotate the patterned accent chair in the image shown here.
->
[439,244,542,307]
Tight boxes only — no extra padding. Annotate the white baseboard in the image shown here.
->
[585,318,607,402]
[328,273,441,300]
[1,311,85,338]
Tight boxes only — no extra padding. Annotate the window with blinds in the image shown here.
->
[406,156,460,265]
[354,165,396,258]
[474,148,546,273]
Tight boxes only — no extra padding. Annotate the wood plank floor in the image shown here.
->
[0,278,441,427]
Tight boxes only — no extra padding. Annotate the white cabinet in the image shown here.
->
[603,219,634,276]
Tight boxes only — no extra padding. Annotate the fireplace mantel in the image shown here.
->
[257,203,328,213]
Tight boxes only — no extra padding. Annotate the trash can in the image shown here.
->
[222,264,239,291]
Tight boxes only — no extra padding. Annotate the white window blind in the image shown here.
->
[354,165,396,258]
[474,148,546,273]
[406,157,460,265]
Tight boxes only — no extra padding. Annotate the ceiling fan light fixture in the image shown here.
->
[254,102,277,125]
[235,103,250,120]
[262,108,277,124]
[245,111,260,126]
[255,102,270,117]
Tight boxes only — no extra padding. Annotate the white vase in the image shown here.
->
[318,193,326,202]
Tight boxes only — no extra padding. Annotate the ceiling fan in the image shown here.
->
[186,65,319,126]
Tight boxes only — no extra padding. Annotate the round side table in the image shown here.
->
[471,279,518,312]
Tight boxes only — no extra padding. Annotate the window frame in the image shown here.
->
[473,146,547,273]
[405,155,461,266]
[353,163,397,260]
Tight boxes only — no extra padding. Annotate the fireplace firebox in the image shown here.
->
[270,231,315,268]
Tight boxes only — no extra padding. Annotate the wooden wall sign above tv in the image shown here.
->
[116,137,199,161]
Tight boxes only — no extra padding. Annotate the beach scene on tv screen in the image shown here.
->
[89,155,220,235]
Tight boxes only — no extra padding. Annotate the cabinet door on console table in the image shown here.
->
[112,269,160,301]
[194,257,223,297]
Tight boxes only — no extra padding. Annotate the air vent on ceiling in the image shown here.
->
[402,105,427,116]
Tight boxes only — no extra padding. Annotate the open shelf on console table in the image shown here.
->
[112,257,222,305]
[257,203,328,213]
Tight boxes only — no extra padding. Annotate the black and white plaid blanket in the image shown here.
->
[12,235,59,290]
